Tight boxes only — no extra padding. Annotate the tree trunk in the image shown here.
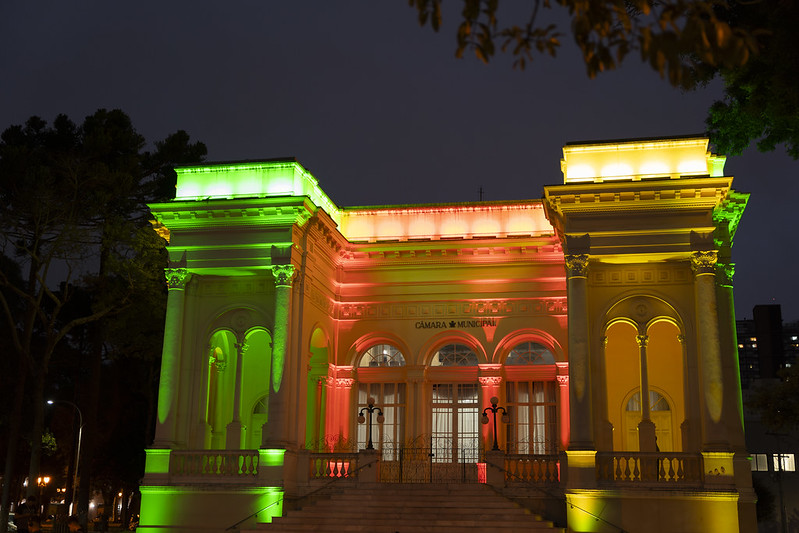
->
[0,357,29,533]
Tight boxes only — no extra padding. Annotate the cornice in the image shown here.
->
[149,197,315,229]
[544,176,734,216]
[338,235,563,267]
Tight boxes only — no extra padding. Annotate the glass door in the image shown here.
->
[431,383,480,465]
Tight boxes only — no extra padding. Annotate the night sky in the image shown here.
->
[2,2,797,320]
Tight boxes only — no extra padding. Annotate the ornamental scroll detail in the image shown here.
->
[690,251,718,276]
[165,268,191,290]
[565,254,589,278]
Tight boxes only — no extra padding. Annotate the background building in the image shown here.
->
[738,305,799,533]
[140,136,756,533]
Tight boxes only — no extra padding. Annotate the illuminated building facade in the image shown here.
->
[141,136,756,533]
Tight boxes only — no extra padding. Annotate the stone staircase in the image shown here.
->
[247,483,564,532]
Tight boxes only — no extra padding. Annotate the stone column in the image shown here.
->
[690,251,728,450]
[595,338,613,451]
[479,376,503,450]
[226,341,248,449]
[263,264,295,448]
[336,378,354,443]
[636,334,657,452]
[716,263,746,450]
[154,268,191,447]
[565,254,593,450]
[556,374,570,451]
[678,334,700,452]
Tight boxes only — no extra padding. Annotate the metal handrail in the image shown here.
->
[224,458,377,531]
[483,458,629,533]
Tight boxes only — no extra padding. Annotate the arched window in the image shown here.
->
[626,390,671,412]
[506,342,556,365]
[358,344,406,367]
[430,344,478,366]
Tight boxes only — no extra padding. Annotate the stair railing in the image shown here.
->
[483,459,629,533]
[224,458,378,531]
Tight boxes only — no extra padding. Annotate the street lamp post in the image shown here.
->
[357,397,384,450]
[37,476,50,514]
[47,400,83,515]
[481,396,509,451]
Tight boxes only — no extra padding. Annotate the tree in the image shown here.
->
[409,0,799,158]
[0,110,206,533]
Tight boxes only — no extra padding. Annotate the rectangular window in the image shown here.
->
[774,453,795,472]
[505,380,558,454]
[357,383,405,459]
[751,454,769,472]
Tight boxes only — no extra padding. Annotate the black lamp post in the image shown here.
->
[481,396,509,451]
[357,397,384,450]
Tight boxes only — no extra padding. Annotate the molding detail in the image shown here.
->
[336,378,354,388]
[165,268,191,289]
[590,265,691,286]
[271,264,296,287]
[478,376,503,386]
[565,254,589,277]
[690,251,718,276]
[337,298,567,320]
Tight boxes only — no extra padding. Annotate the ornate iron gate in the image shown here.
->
[379,436,484,483]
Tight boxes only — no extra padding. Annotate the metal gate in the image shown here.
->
[379,436,484,483]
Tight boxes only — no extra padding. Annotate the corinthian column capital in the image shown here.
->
[165,268,191,289]
[716,262,735,287]
[690,251,718,276]
[565,254,589,278]
[271,264,296,287]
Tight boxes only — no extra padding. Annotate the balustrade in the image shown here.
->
[504,454,560,483]
[596,452,702,485]
[170,450,260,478]
[309,452,358,478]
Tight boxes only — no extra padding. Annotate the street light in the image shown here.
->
[47,400,83,515]
[37,476,50,512]
[357,397,384,450]
[481,396,509,451]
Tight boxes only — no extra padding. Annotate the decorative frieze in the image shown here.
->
[337,298,567,320]
[590,265,691,286]
[196,278,273,296]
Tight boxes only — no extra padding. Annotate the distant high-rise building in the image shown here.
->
[737,305,799,388]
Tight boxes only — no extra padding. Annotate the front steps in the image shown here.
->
[248,483,564,532]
